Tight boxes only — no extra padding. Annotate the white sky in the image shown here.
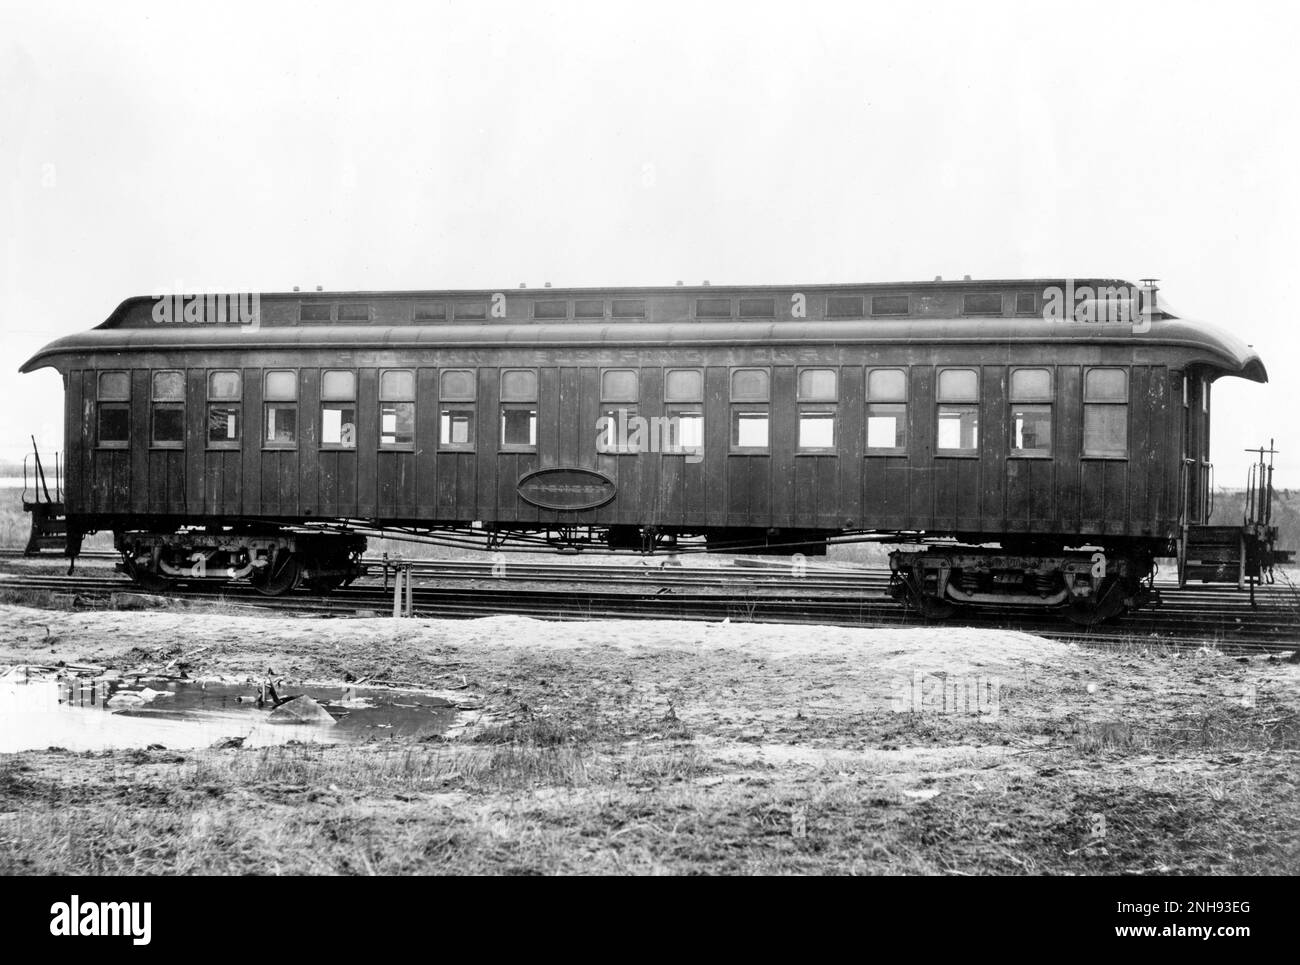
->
[1,0,1297,486]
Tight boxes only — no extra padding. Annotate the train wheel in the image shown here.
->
[1064,578,1127,627]
[125,558,171,593]
[251,554,302,597]
[896,576,956,620]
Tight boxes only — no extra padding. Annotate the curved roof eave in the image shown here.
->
[20,316,1268,382]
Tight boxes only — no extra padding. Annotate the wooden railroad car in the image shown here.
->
[19,277,1282,622]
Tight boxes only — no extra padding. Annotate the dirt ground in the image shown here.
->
[0,602,1297,875]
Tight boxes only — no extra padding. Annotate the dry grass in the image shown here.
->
[0,605,1297,875]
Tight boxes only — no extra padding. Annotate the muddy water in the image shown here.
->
[0,675,456,752]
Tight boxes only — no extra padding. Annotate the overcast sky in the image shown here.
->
[1,0,1296,486]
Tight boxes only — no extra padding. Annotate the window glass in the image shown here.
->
[1084,406,1127,455]
[798,412,835,448]
[264,371,297,401]
[738,297,775,317]
[321,370,355,401]
[666,407,704,452]
[534,300,567,319]
[1012,405,1052,453]
[797,369,837,401]
[665,369,703,402]
[601,369,639,402]
[152,406,184,444]
[321,404,356,447]
[265,406,297,443]
[439,409,474,447]
[208,370,241,400]
[963,293,1003,314]
[938,405,979,450]
[99,371,130,400]
[152,371,184,401]
[1085,368,1127,401]
[731,410,769,448]
[1010,368,1052,400]
[871,295,909,316]
[98,405,129,443]
[380,370,415,400]
[938,368,979,402]
[867,404,907,448]
[501,369,537,402]
[501,407,537,446]
[730,369,769,401]
[381,404,415,447]
[441,369,476,401]
[867,369,907,401]
[208,407,240,443]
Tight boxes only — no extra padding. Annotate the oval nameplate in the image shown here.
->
[517,467,617,511]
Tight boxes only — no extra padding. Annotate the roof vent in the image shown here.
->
[544,282,552,288]
[934,275,943,282]
[676,280,684,286]
[963,274,972,281]
[315,285,323,291]
[293,286,300,292]
[702,280,710,286]
[519,282,527,288]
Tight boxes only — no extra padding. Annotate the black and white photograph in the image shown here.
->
[0,0,1295,916]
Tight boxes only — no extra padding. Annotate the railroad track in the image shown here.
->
[1,560,1296,654]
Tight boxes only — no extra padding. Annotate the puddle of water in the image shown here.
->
[0,675,456,753]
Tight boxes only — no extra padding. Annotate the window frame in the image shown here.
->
[795,367,838,455]
[438,369,477,452]
[1082,366,1129,459]
[1008,367,1054,459]
[206,369,243,449]
[94,369,132,449]
[695,297,733,319]
[262,369,299,450]
[499,403,538,452]
[729,404,771,454]
[664,368,704,404]
[962,292,1004,316]
[319,369,358,451]
[729,367,770,454]
[663,403,704,458]
[532,299,568,320]
[870,295,910,317]
[936,366,980,456]
[378,369,416,450]
[866,367,909,454]
[499,369,538,451]
[796,405,837,454]
[150,369,186,449]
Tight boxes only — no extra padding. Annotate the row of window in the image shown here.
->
[92,366,1131,458]
[300,292,1040,324]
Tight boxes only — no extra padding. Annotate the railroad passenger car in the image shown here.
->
[18,277,1282,622]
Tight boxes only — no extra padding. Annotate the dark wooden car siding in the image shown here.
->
[66,353,1182,540]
